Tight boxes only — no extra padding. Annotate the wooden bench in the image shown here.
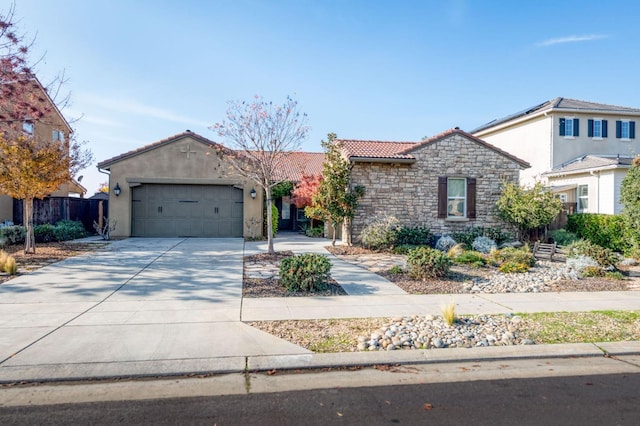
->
[533,242,557,261]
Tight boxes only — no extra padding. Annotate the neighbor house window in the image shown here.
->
[559,117,579,137]
[577,185,589,212]
[52,130,65,142]
[588,119,607,139]
[616,120,635,140]
[438,177,476,219]
[22,121,34,135]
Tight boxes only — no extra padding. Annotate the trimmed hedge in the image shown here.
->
[566,213,628,253]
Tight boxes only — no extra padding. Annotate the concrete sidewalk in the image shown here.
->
[0,234,639,384]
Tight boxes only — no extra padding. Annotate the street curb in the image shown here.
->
[4,342,639,385]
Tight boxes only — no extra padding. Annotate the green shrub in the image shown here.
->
[566,213,628,253]
[271,204,278,237]
[279,253,332,292]
[305,226,324,238]
[391,244,423,255]
[360,215,401,251]
[489,247,536,268]
[34,224,56,243]
[605,271,625,280]
[499,261,529,273]
[451,226,513,247]
[388,265,404,274]
[0,226,26,245]
[407,246,451,279]
[395,225,434,246]
[548,229,579,246]
[454,250,487,267]
[565,239,620,269]
[581,266,606,278]
[52,220,87,241]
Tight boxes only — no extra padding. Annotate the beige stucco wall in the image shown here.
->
[104,135,263,238]
[475,114,552,186]
[548,168,628,215]
[349,133,525,241]
[476,111,640,187]
[550,112,640,172]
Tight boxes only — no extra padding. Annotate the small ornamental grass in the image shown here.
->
[279,253,332,292]
[407,246,451,279]
[0,250,17,275]
[441,302,457,326]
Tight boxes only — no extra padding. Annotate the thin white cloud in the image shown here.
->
[76,92,210,128]
[64,108,123,128]
[536,34,609,47]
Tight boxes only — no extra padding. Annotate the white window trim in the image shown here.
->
[577,185,589,212]
[621,120,631,141]
[592,117,603,140]
[22,121,34,135]
[447,177,467,219]
[564,116,576,139]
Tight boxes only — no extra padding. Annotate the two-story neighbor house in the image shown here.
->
[0,76,85,223]
[472,98,640,214]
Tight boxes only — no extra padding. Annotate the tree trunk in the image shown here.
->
[23,197,36,254]
[331,220,337,246]
[265,185,275,254]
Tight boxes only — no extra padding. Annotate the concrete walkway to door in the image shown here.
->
[0,238,309,383]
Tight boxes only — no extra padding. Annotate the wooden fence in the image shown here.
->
[13,197,109,233]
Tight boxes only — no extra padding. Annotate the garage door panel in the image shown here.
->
[131,184,243,237]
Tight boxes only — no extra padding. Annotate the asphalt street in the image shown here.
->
[2,373,639,425]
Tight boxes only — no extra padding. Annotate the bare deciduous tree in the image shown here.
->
[213,95,310,253]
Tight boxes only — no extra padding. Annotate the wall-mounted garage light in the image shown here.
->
[250,188,256,199]
[114,182,121,197]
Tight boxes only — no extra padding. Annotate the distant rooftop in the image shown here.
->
[472,97,640,134]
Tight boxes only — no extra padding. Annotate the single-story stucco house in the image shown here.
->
[97,131,325,238]
[97,128,529,241]
[340,128,530,241]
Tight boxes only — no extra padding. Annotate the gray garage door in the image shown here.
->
[131,184,243,237]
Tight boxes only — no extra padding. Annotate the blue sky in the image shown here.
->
[12,0,640,193]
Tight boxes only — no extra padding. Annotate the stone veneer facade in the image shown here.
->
[349,133,528,241]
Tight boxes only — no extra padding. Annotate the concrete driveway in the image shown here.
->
[0,238,309,382]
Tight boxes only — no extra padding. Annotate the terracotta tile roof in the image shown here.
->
[339,129,529,168]
[339,139,417,160]
[273,151,325,181]
[98,131,325,182]
[544,154,634,176]
[472,97,640,134]
[97,130,227,169]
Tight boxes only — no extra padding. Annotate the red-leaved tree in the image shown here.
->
[291,173,322,228]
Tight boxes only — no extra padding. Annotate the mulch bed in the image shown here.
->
[243,277,348,297]
[243,251,348,297]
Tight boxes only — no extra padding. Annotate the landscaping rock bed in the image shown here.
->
[357,314,533,351]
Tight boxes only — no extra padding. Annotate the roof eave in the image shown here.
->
[349,156,416,164]
[544,163,630,178]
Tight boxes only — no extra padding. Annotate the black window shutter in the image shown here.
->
[588,119,594,137]
[616,120,622,138]
[559,118,566,136]
[573,118,579,136]
[631,121,636,139]
[602,120,608,138]
[438,177,447,218]
[467,178,477,219]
